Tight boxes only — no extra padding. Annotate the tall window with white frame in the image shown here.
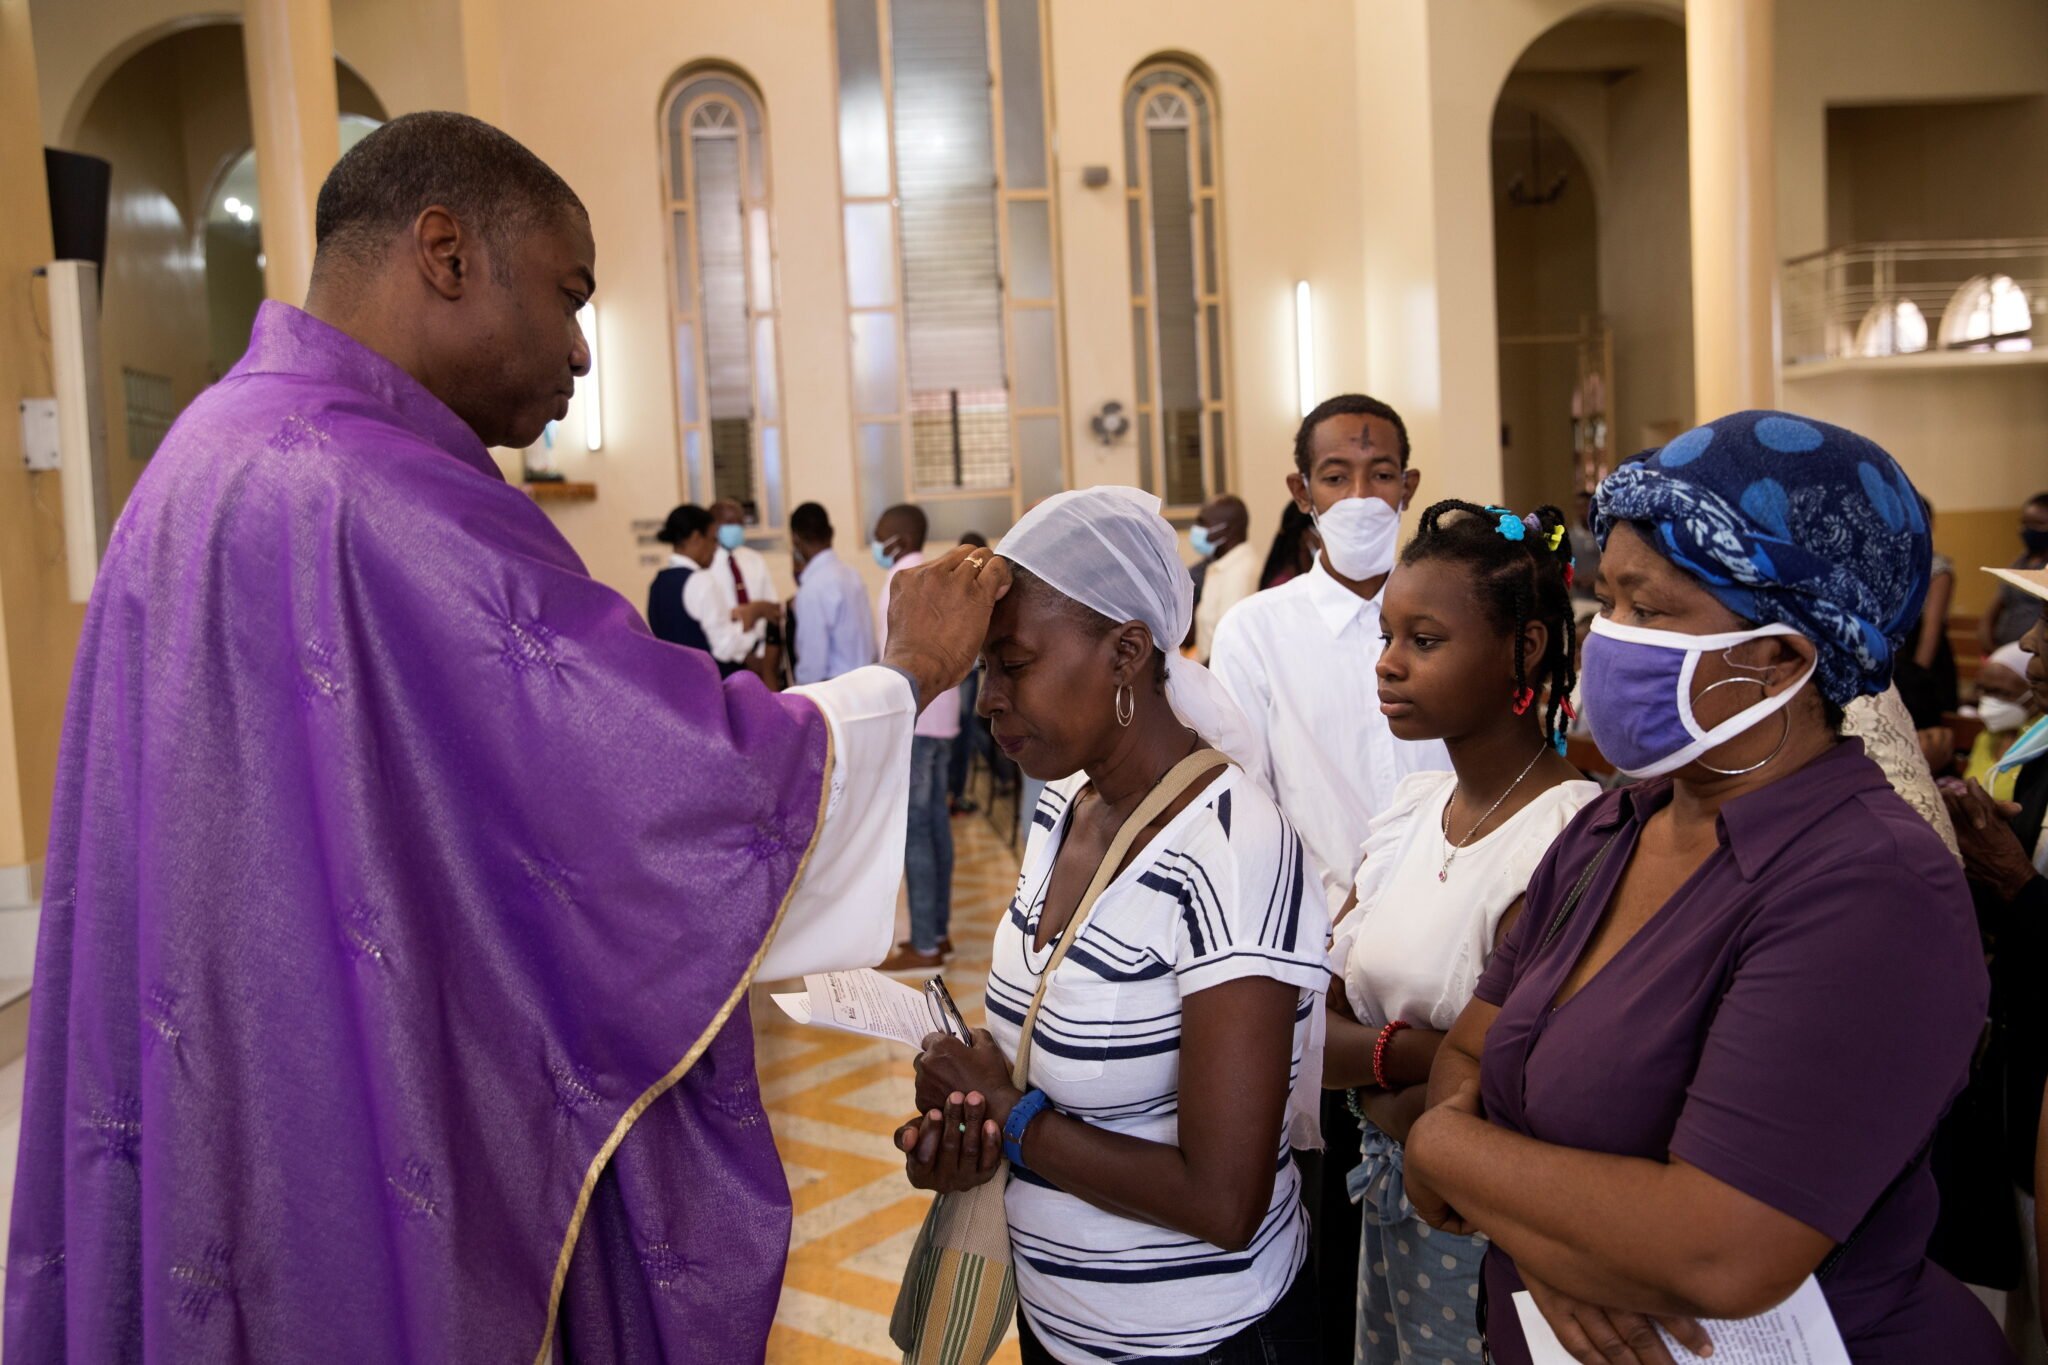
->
[833,0,1067,542]
[661,66,787,532]
[1125,60,1231,513]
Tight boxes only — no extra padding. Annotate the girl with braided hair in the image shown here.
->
[1325,500,1598,1364]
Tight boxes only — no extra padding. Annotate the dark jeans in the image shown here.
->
[948,674,991,801]
[1017,1259,1317,1363]
[907,736,955,952]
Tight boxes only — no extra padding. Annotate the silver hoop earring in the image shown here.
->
[1115,683,1135,728]
[1692,676,1791,776]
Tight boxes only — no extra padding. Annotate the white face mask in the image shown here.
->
[1978,693,2031,736]
[1311,497,1401,581]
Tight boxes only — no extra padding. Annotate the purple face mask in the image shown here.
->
[1579,618,1815,779]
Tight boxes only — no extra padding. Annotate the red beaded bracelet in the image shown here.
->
[1371,1020,1409,1090]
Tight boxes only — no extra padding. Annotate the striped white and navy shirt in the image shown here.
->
[987,768,1329,1363]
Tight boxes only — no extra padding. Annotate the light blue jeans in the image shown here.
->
[906,736,954,952]
[1350,1119,1487,1364]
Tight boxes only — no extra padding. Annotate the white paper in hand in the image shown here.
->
[1511,1277,1849,1365]
[768,969,944,1049]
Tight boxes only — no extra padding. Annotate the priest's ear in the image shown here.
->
[412,205,473,301]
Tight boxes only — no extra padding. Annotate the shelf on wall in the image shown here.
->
[1783,349,2048,380]
[524,481,597,504]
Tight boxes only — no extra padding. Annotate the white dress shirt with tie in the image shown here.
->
[1209,559,1451,911]
[683,543,781,666]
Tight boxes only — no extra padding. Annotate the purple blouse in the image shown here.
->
[1472,740,2009,1364]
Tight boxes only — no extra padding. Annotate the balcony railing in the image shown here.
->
[1781,238,2046,366]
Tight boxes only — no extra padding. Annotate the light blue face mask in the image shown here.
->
[717,523,746,552]
[1189,524,1218,559]
[871,539,897,570]
[1995,714,2048,774]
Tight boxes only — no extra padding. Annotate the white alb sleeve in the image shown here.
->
[759,665,917,980]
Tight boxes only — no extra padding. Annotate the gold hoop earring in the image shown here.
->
[1115,683,1135,728]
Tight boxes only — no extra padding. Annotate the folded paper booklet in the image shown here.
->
[1512,1276,1849,1365]
[770,969,969,1050]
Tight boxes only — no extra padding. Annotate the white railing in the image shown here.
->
[1780,238,2047,365]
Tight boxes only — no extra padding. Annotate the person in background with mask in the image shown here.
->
[1983,494,2048,653]
[874,503,961,971]
[1211,394,1450,905]
[1966,643,2044,801]
[1407,411,2006,1365]
[683,497,783,682]
[1191,494,1258,664]
[1209,392,1451,1355]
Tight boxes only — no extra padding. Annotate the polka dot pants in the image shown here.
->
[1348,1120,1486,1365]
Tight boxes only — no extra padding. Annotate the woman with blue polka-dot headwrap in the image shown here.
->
[1399,418,2008,1364]
[1592,409,1932,708]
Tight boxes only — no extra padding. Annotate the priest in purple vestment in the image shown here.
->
[6,112,1007,1363]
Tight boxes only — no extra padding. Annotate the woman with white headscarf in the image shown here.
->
[901,488,1328,1364]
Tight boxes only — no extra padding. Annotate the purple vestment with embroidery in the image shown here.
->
[7,302,826,1361]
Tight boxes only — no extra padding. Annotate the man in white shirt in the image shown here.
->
[1191,494,1260,664]
[683,498,783,683]
[1210,395,1452,910]
[872,503,962,971]
[1209,394,1452,1357]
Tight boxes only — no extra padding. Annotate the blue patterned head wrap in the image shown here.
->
[1593,409,1930,705]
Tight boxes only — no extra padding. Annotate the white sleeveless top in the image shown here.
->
[1331,770,1597,1030]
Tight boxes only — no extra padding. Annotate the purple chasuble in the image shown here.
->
[7,302,828,1362]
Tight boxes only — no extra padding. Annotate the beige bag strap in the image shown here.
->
[1010,748,1231,1090]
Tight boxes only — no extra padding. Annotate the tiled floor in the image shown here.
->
[0,825,1021,1362]
[759,809,1025,1362]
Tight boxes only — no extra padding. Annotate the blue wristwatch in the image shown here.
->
[1002,1089,1051,1168]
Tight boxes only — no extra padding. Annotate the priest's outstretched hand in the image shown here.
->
[881,545,1013,711]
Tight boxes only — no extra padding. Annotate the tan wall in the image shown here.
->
[0,0,76,870]
[1774,0,2048,259]
[1600,28,1692,452]
[1825,97,2048,247]
[1491,105,1599,515]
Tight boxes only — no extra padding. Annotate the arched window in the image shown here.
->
[1854,298,1928,357]
[1125,59,1229,513]
[661,66,786,530]
[1938,273,2035,353]
[832,0,1066,541]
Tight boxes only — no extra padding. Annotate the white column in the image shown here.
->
[1686,0,1778,415]
[242,0,340,305]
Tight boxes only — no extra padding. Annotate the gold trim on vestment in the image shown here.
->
[531,719,837,1365]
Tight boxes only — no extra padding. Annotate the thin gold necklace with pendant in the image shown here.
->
[1438,745,1546,882]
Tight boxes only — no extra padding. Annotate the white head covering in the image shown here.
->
[995,487,1266,777]
[1990,641,2031,680]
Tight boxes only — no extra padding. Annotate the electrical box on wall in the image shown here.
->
[19,398,59,471]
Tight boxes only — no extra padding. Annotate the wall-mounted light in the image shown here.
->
[582,303,603,452]
[1294,280,1316,418]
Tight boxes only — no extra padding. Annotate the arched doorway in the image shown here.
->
[67,22,384,510]
[1493,103,1600,514]
[204,113,383,376]
[1491,8,1691,517]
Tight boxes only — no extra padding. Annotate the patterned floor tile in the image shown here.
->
[759,810,1025,1363]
